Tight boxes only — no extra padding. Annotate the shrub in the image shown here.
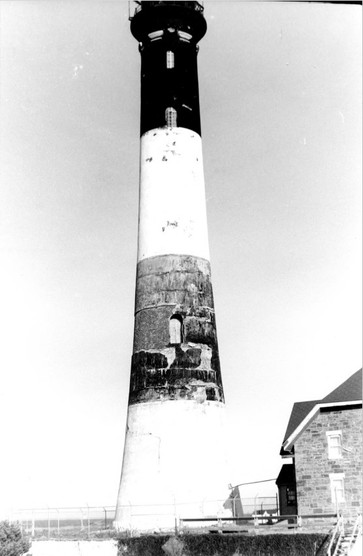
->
[0,522,30,556]
[181,533,330,555]
[117,532,330,556]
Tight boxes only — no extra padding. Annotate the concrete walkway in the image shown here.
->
[28,540,118,556]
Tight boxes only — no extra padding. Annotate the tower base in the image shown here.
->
[114,400,231,533]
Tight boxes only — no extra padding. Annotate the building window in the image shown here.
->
[166,50,175,68]
[330,473,345,506]
[165,107,177,128]
[169,315,183,344]
[286,487,296,506]
[326,431,342,459]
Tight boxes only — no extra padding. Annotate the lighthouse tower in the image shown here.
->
[115,1,229,532]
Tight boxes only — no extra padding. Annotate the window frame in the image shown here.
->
[329,473,345,505]
[166,50,175,69]
[169,315,183,344]
[165,106,177,128]
[326,430,343,460]
[286,486,296,506]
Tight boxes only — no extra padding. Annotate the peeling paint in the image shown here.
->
[129,253,224,405]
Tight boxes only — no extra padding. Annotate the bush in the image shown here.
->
[117,532,330,556]
[0,522,30,556]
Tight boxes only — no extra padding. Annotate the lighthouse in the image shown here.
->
[115,1,229,532]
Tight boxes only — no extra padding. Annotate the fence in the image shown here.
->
[227,496,278,518]
[7,502,341,539]
[7,498,278,539]
[8,506,116,540]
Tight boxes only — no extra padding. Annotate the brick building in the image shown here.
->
[277,369,362,520]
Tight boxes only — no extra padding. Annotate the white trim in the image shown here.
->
[283,400,361,453]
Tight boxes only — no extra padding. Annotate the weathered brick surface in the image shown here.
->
[295,407,362,519]
[135,254,214,314]
[129,254,224,404]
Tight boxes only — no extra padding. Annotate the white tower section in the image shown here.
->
[138,128,209,261]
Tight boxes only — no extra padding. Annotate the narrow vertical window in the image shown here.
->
[326,431,342,459]
[286,487,296,506]
[166,50,175,68]
[165,107,177,128]
[329,473,345,506]
[169,315,182,344]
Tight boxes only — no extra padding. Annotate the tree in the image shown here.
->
[0,522,30,556]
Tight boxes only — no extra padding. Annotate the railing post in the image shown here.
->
[174,516,179,535]
[103,507,107,530]
[86,504,90,538]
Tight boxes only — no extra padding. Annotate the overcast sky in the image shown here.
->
[0,0,361,516]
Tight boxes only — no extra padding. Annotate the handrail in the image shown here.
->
[346,514,362,554]
[179,513,338,532]
[181,513,337,523]
[327,514,344,556]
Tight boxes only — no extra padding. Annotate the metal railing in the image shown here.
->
[326,514,345,556]
[345,514,362,554]
[180,513,338,534]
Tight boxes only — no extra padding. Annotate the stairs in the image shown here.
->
[333,528,361,555]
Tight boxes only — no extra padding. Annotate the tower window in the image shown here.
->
[165,107,177,128]
[166,50,175,69]
[169,315,183,344]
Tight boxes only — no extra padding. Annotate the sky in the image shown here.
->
[0,0,361,518]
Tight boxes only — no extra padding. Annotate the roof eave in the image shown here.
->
[282,399,362,453]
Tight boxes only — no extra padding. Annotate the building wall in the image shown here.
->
[294,407,362,520]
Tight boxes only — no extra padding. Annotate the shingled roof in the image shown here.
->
[280,369,362,456]
[321,369,362,404]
